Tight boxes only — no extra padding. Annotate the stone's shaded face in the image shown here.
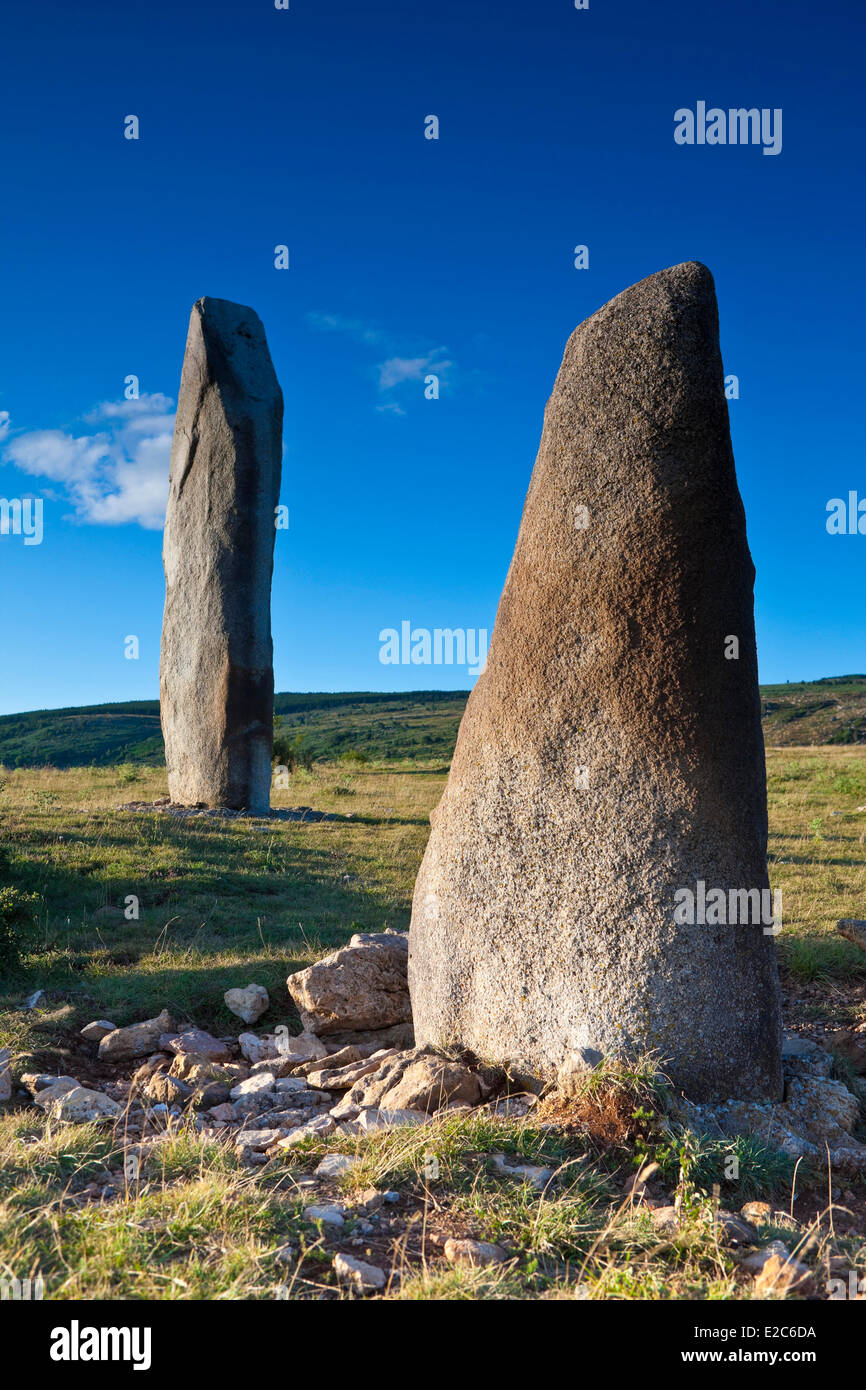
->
[407,261,783,1103]
[160,297,283,813]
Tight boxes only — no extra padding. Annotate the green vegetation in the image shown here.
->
[0,691,467,770]
[2,675,866,772]
[0,747,864,1300]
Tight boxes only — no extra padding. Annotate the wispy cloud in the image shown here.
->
[377,350,452,391]
[2,393,175,530]
[306,311,455,412]
[0,411,10,439]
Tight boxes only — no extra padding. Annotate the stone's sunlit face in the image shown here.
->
[408,262,783,1105]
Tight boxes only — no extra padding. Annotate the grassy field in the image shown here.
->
[1,749,865,1300]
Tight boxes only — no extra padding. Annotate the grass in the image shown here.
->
[1,747,865,1299]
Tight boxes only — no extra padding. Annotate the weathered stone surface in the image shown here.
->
[408,262,782,1102]
[685,1036,866,1172]
[168,1054,244,1085]
[305,1049,399,1092]
[443,1238,508,1268]
[287,931,410,1035]
[22,1073,78,1096]
[330,1047,488,1117]
[314,1153,363,1179]
[333,1253,386,1293]
[224,984,269,1024]
[80,1020,117,1042]
[38,1083,121,1123]
[167,1030,232,1061]
[142,1075,192,1108]
[303,1203,345,1227]
[276,1114,335,1147]
[160,296,283,813]
[321,1022,415,1052]
[98,1010,177,1061]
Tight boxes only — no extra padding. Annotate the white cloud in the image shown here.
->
[0,411,10,439]
[307,312,455,412]
[378,351,452,391]
[3,392,175,530]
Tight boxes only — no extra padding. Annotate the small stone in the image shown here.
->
[208,1102,239,1123]
[224,984,269,1025]
[238,1032,279,1065]
[649,1206,680,1236]
[314,1153,363,1179]
[303,1204,345,1227]
[489,1153,554,1192]
[236,1128,282,1152]
[276,1114,335,1148]
[740,1201,772,1224]
[713,1210,761,1245]
[41,1085,122,1123]
[229,1073,275,1101]
[333,1253,386,1293]
[80,1020,118,1042]
[142,1075,192,1107]
[443,1238,508,1268]
[740,1240,794,1274]
[98,1010,177,1061]
[22,1073,78,1097]
[167,1030,232,1061]
[753,1252,815,1298]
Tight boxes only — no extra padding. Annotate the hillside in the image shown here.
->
[0,677,864,769]
[0,691,468,769]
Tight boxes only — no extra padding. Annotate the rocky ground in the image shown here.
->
[3,928,865,1300]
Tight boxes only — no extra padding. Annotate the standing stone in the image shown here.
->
[408,262,782,1102]
[160,298,282,812]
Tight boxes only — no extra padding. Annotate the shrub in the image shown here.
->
[0,884,40,972]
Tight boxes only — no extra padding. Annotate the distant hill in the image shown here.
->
[759,674,866,747]
[0,677,864,769]
[0,691,468,768]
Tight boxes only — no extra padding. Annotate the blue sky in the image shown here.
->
[1,0,863,715]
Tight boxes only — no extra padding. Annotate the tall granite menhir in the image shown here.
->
[160,297,282,813]
[409,262,783,1102]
